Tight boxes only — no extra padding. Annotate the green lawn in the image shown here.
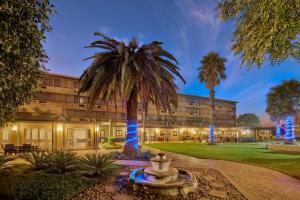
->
[146,142,300,180]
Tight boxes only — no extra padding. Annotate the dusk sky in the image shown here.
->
[44,0,300,125]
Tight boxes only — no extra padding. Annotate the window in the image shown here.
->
[79,97,88,104]
[116,130,122,136]
[54,94,65,102]
[54,78,61,87]
[160,131,165,136]
[42,78,52,86]
[173,131,177,136]
[66,95,75,103]
[1,128,9,141]
[36,92,53,101]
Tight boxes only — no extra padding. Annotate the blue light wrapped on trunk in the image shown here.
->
[276,123,281,139]
[284,116,295,142]
[125,122,139,150]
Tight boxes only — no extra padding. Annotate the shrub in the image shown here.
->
[80,153,119,179]
[19,151,48,170]
[102,137,122,150]
[0,155,15,170]
[109,151,128,160]
[109,150,155,160]
[139,150,155,160]
[102,142,122,150]
[46,150,79,174]
[11,172,93,200]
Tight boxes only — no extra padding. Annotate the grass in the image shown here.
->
[146,142,300,180]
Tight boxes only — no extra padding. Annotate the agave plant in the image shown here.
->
[80,153,119,178]
[46,150,79,174]
[0,155,15,170]
[19,151,48,170]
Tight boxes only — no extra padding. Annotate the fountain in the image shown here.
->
[129,153,198,196]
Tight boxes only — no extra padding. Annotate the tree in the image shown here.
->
[237,113,260,127]
[198,52,226,143]
[79,33,185,158]
[0,0,54,127]
[266,79,300,140]
[217,0,300,67]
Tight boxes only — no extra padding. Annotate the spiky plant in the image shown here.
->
[80,153,119,179]
[79,32,185,158]
[198,52,226,143]
[19,151,48,170]
[0,155,15,170]
[46,150,79,174]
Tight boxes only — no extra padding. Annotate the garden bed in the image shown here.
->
[72,166,247,200]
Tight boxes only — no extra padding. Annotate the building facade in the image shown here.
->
[0,73,273,150]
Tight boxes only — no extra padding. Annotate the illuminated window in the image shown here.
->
[116,130,122,136]
[173,131,177,136]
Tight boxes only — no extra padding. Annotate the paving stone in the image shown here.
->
[203,175,216,182]
[209,181,225,190]
[209,190,227,199]
[105,185,118,193]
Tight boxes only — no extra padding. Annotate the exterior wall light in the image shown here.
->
[57,125,63,133]
[12,124,17,132]
[95,125,100,133]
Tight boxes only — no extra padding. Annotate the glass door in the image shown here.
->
[67,128,91,149]
[0,128,10,146]
[24,128,52,149]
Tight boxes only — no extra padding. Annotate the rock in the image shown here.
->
[209,190,227,199]
[209,181,225,190]
[113,194,132,200]
[119,171,130,176]
[105,185,118,193]
[203,175,216,182]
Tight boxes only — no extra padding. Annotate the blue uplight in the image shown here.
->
[209,125,215,143]
[284,116,295,143]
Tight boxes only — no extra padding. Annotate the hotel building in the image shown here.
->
[0,73,273,150]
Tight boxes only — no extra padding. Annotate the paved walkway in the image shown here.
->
[143,147,300,200]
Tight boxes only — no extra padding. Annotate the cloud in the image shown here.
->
[97,26,111,34]
[177,0,221,50]
[220,50,244,91]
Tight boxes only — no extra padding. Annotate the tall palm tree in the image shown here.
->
[266,89,285,138]
[79,33,185,158]
[198,52,226,144]
[266,79,300,141]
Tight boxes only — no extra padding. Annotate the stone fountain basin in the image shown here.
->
[129,168,198,196]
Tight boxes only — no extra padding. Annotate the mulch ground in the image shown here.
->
[72,166,247,200]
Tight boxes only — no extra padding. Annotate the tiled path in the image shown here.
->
[143,147,300,200]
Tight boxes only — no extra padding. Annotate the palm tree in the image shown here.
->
[198,52,226,144]
[79,33,185,158]
[266,79,300,141]
[266,89,285,139]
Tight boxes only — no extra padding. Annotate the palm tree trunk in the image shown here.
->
[276,117,281,139]
[123,90,140,158]
[209,89,215,143]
